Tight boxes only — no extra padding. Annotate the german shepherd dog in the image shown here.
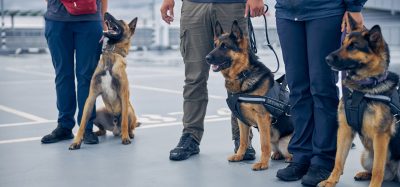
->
[206,21,293,170]
[318,15,400,187]
[69,13,138,150]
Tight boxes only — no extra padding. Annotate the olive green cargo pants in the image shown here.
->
[180,0,252,143]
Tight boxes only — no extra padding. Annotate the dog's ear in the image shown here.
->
[215,21,224,38]
[128,17,138,34]
[230,20,243,40]
[347,13,362,32]
[367,25,384,52]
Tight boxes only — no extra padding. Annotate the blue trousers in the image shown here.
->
[276,16,342,170]
[45,19,103,130]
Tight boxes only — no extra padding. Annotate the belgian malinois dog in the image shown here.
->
[206,21,293,171]
[69,12,138,150]
[318,14,400,187]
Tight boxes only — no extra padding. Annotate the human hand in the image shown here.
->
[244,0,264,18]
[160,0,175,24]
[341,11,364,33]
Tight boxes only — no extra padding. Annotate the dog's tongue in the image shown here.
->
[211,65,219,71]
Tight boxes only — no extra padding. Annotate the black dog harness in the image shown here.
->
[343,85,400,160]
[226,75,293,138]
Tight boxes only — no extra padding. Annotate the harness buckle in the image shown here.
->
[394,114,400,124]
[271,118,278,125]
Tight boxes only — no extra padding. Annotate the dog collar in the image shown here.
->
[348,71,389,87]
[103,44,127,57]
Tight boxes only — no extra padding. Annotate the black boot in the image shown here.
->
[83,130,99,144]
[276,162,309,181]
[41,124,74,144]
[169,133,200,161]
[234,139,256,160]
[301,165,331,186]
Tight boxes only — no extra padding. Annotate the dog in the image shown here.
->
[206,20,293,170]
[318,14,400,187]
[69,12,138,150]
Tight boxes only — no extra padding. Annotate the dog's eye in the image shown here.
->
[347,43,355,50]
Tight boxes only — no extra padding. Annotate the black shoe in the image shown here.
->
[276,162,309,181]
[83,130,99,144]
[301,165,332,186]
[41,125,74,144]
[234,139,256,160]
[169,133,200,161]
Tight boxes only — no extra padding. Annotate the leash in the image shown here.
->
[247,4,280,73]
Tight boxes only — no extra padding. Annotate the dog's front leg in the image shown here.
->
[69,87,99,150]
[318,106,355,187]
[252,113,271,171]
[369,132,390,187]
[119,79,131,145]
[228,119,249,162]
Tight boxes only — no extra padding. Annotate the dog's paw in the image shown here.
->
[252,162,269,171]
[354,171,372,181]
[69,142,81,150]
[284,155,293,163]
[271,152,284,160]
[121,138,131,145]
[228,154,244,162]
[318,180,336,187]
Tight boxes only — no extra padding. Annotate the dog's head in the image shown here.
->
[103,12,137,45]
[325,13,389,79]
[206,20,250,73]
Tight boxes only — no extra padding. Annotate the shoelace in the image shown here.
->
[177,134,192,148]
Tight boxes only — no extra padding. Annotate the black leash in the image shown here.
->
[247,4,280,73]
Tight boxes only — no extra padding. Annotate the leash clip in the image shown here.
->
[394,114,400,124]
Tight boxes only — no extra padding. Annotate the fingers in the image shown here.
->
[170,6,174,18]
[244,4,250,17]
[160,3,174,24]
[160,6,168,23]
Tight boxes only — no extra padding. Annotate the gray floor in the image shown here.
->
[0,47,399,187]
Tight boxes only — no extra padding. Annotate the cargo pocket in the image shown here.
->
[180,29,187,58]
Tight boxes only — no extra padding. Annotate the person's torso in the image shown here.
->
[45,0,102,22]
[275,0,345,21]
[188,0,246,3]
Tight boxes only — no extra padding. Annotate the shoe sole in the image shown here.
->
[242,154,256,160]
[276,173,303,182]
[169,150,200,161]
[41,135,74,144]
[83,140,99,144]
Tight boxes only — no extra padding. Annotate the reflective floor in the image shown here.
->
[0,48,399,187]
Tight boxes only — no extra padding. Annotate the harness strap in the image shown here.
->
[344,90,366,135]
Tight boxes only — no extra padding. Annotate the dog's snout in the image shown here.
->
[205,55,213,62]
[325,54,336,65]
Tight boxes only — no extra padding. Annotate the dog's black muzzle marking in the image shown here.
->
[205,54,232,72]
[326,52,360,71]
[103,12,124,42]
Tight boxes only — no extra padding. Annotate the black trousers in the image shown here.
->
[276,15,342,170]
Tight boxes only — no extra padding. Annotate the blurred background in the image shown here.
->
[0,0,399,55]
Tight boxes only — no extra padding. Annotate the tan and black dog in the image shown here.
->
[206,21,293,171]
[319,14,400,187]
[69,12,138,150]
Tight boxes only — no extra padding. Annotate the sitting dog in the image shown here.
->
[69,12,138,150]
[206,21,293,170]
[318,14,400,187]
